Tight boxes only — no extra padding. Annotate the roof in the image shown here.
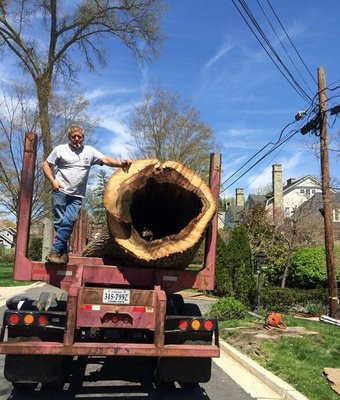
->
[297,192,340,211]
[265,175,322,202]
[0,233,13,246]
[247,194,267,205]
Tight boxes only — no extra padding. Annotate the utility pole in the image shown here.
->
[318,66,339,319]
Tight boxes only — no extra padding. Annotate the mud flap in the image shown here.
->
[155,356,212,384]
[4,354,66,387]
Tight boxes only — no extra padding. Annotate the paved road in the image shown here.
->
[0,285,254,400]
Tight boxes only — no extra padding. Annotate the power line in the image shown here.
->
[257,0,315,96]
[232,0,312,103]
[265,0,318,86]
[220,119,296,188]
[220,128,300,194]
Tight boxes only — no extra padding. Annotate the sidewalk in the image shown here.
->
[0,284,308,400]
[0,282,46,307]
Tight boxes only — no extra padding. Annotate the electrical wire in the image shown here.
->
[257,0,316,97]
[220,128,300,194]
[232,0,312,103]
[265,0,318,86]
[220,119,297,188]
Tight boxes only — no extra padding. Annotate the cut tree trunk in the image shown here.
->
[82,159,216,269]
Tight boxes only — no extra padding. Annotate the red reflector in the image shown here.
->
[81,304,92,310]
[112,315,119,323]
[178,319,188,331]
[7,313,20,325]
[102,315,110,323]
[122,316,130,324]
[133,306,146,313]
[38,314,49,326]
[203,319,214,331]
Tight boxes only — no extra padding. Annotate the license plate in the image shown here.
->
[102,289,130,304]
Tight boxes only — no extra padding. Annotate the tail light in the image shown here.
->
[190,319,201,331]
[175,317,215,332]
[178,319,189,331]
[7,313,20,325]
[23,313,35,325]
[38,314,49,326]
[203,319,214,331]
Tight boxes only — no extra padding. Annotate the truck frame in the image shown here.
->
[0,132,221,389]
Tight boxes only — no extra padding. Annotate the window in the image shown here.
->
[311,189,316,194]
[284,207,290,217]
[334,209,340,222]
[300,189,305,193]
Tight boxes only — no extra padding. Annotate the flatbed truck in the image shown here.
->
[0,132,221,389]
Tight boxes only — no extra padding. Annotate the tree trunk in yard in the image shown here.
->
[83,159,216,269]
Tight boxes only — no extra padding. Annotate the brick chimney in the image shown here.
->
[272,164,283,221]
[235,188,245,207]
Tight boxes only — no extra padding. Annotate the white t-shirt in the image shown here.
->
[46,144,105,198]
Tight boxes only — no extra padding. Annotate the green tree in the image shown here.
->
[214,233,232,296]
[232,226,255,303]
[288,246,328,288]
[85,170,110,227]
[128,87,216,178]
[242,204,288,287]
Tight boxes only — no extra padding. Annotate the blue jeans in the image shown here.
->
[51,190,82,254]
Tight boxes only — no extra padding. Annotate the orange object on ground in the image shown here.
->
[265,312,286,330]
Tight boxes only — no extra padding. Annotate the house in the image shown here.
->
[294,192,340,243]
[265,164,323,220]
[222,164,325,229]
[0,226,16,249]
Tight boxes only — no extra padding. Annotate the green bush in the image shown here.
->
[260,287,328,314]
[214,228,256,307]
[0,249,15,263]
[210,296,247,320]
[288,246,328,288]
[214,234,232,296]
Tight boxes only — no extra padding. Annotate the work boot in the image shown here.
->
[59,252,69,264]
[45,250,65,264]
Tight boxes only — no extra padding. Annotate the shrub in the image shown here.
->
[288,246,328,288]
[260,286,328,314]
[210,296,247,320]
[0,249,15,263]
[214,234,232,297]
[214,228,256,307]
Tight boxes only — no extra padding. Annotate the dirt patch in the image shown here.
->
[221,323,320,360]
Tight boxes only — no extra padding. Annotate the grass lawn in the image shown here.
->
[220,314,340,400]
[0,263,32,286]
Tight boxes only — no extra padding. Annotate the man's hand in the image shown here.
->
[52,179,64,190]
[121,159,132,173]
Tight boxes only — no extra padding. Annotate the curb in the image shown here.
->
[219,340,309,400]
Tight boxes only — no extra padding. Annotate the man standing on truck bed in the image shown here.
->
[43,124,131,264]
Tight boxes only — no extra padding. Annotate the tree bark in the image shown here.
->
[83,159,216,269]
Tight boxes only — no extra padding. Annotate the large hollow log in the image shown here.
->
[82,159,216,269]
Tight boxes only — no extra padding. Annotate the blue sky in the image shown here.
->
[2,1,340,200]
